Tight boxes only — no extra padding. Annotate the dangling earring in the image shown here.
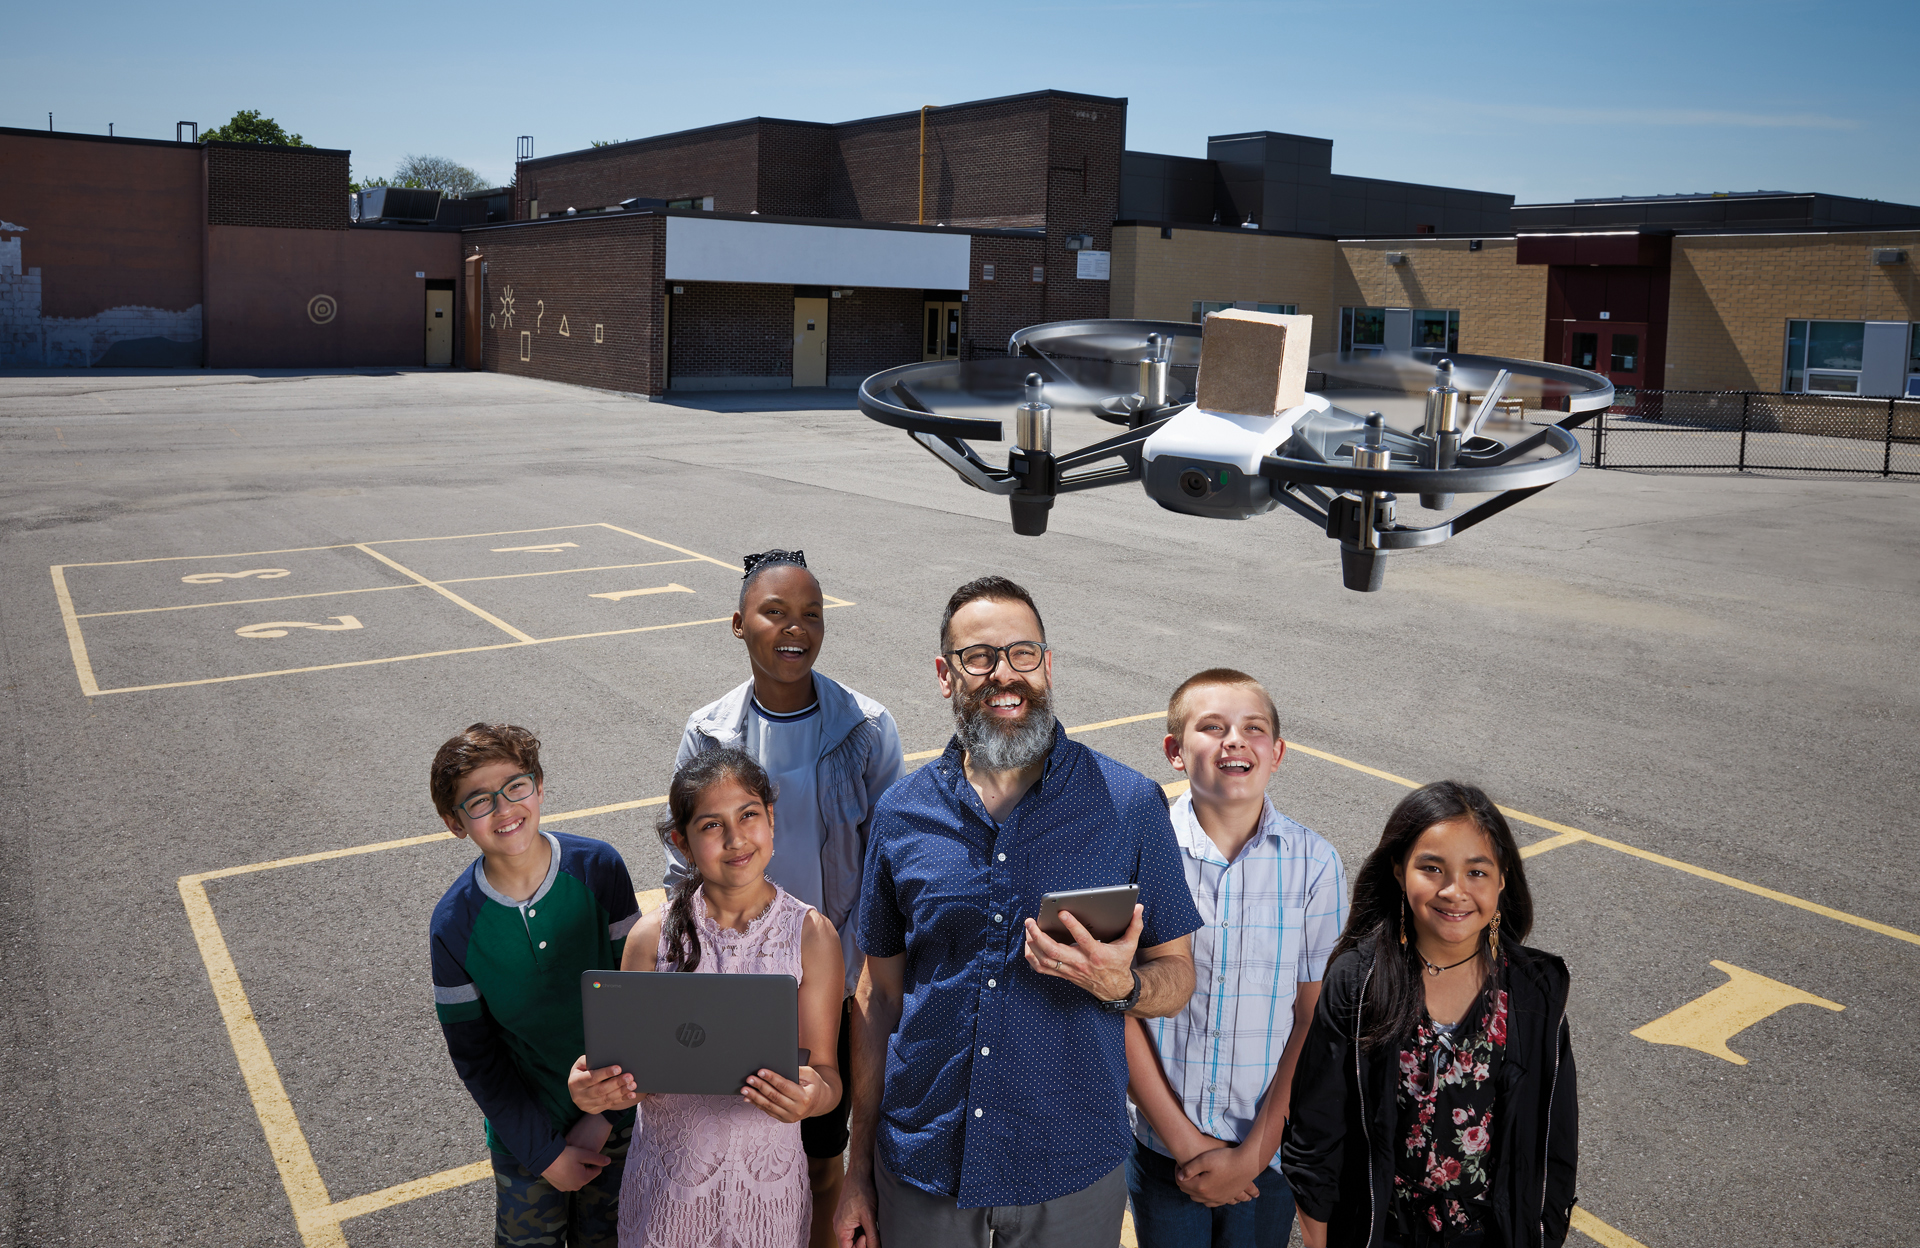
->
[1399,897,1409,949]
[1488,909,1502,960]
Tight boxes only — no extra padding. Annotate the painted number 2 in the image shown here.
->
[182,568,290,584]
[235,615,364,639]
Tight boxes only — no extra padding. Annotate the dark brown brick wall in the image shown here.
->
[964,235,1047,358]
[206,142,349,230]
[468,215,665,395]
[1040,97,1124,323]
[757,123,837,218]
[667,282,792,381]
[826,287,924,380]
[832,96,1054,228]
[515,123,761,220]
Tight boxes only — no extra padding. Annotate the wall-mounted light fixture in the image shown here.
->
[1873,248,1907,264]
[1385,252,1408,265]
[1064,233,1095,251]
[1469,239,1483,252]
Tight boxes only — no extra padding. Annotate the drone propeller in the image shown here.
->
[855,318,1613,591]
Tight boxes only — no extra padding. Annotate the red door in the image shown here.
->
[1562,321,1646,390]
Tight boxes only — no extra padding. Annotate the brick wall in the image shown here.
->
[825,287,923,385]
[834,96,1055,227]
[1038,96,1123,324]
[469,215,665,395]
[207,142,349,230]
[963,235,1046,358]
[666,281,792,384]
[1336,239,1547,360]
[515,122,762,220]
[1666,231,1920,390]
[758,123,837,218]
[1110,225,1337,354]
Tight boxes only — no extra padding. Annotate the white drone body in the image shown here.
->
[1139,394,1331,520]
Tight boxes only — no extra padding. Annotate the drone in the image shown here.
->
[856,316,1614,591]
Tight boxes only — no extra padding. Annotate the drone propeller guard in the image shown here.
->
[855,316,1613,591]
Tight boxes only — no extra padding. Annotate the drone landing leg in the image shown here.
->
[1340,545,1386,593]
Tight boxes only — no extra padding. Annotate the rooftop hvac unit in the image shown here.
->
[356,187,443,224]
[1872,248,1907,264]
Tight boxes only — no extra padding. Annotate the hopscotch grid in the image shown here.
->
[174,718,1879,1247]
[73,558,710,620]
[54,527,766,697]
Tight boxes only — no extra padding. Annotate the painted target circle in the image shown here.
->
[307,294,338,324]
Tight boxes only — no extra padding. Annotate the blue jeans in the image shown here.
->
[1125,1137,1296,1248]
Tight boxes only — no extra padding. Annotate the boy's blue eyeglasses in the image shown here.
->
[457,773,538,820]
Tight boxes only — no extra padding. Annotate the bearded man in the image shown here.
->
[834,576,1200,1248]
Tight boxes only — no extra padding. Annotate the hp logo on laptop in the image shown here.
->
[675,1022,707,1049]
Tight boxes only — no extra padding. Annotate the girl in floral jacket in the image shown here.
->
[1281,782,1577,1248]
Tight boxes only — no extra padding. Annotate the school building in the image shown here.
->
[4,91,1918,400]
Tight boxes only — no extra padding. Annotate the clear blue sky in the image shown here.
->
[7,0,1916,207]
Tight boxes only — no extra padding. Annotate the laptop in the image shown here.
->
[581,970,802,1095]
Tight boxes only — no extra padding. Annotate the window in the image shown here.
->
[1910,323,1920,396]
[1341,307,1386,351]
[1785,320,1866,393]
[1191,301,1298,322]
[1341,307,1459,352]
[1413,309,1461,352]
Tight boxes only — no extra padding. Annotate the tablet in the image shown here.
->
[1036,884,1140,942]
[581,970,801,1095]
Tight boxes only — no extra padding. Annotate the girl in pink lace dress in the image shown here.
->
[616,748,845,1248]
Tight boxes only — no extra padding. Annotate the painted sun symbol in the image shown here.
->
[499,286,516,327]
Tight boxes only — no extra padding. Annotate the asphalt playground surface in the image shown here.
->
[0,367,1915,1248]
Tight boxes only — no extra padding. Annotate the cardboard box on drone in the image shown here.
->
[1195,309,1313,416]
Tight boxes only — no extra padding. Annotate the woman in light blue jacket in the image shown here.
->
[667,549,905,1248]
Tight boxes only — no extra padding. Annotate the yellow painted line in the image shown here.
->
[56,541,360,568]
[1571,1206,1649,1248]
[1631,960,1843,1065]
[1163,779,1190,799]
[544,795,669,823]
[590,584,695,602]
[74,559,710,619]
[1520,830,1585,859]
[1284,735,1920,948]
[187,832,458,883]
[1286,741,1421,789]
[78,582,423,618]
[1575,828,1920,948]
[89,639,535,696]
[177,874,347,1248]
[1068,710,1165,734]
[364,523,606,547]
[325,1160,492,1226]
[595,522,745,573]
[438,558,702,586]
[49,566,102,696]
[355,545,536,643]
[904,748,942,762]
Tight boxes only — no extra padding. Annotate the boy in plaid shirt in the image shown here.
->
[1124,670,1347,1248]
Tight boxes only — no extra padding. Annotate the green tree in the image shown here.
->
[200,109,310,147]
[393,154,484,198]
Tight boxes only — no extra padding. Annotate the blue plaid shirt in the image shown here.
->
[1133,792,1347,1173]
[858,722,1204,1208]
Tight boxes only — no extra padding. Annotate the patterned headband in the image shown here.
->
[741,549,807,579]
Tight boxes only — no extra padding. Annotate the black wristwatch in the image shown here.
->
[1099,969,1142,1013]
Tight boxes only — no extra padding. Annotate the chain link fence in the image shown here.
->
[1573,389,1920,477]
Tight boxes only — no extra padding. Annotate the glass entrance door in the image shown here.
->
[923,301,962,362]
[1563,321,1646,389]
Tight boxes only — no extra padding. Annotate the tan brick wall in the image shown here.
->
[1334,239,1546,359]
[1666,232,1920,390]
[1110,226,1338,355]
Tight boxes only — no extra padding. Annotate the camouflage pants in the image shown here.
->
[492,1122,630,1248]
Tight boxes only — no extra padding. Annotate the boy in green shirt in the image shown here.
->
[428,722,640,1247]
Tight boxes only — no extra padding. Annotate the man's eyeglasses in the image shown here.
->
[456,772,539,821]
[944,641,1049,677]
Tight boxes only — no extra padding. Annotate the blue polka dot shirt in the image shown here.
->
[858,721,1203,1208]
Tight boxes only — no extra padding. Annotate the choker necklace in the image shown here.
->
[1417,950,1479,977]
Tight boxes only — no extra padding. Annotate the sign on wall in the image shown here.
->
[1076,250,1111,281]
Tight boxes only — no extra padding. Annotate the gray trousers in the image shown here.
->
[875,1156,1127,1248]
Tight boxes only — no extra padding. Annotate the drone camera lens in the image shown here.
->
[1178,469,1209,498]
